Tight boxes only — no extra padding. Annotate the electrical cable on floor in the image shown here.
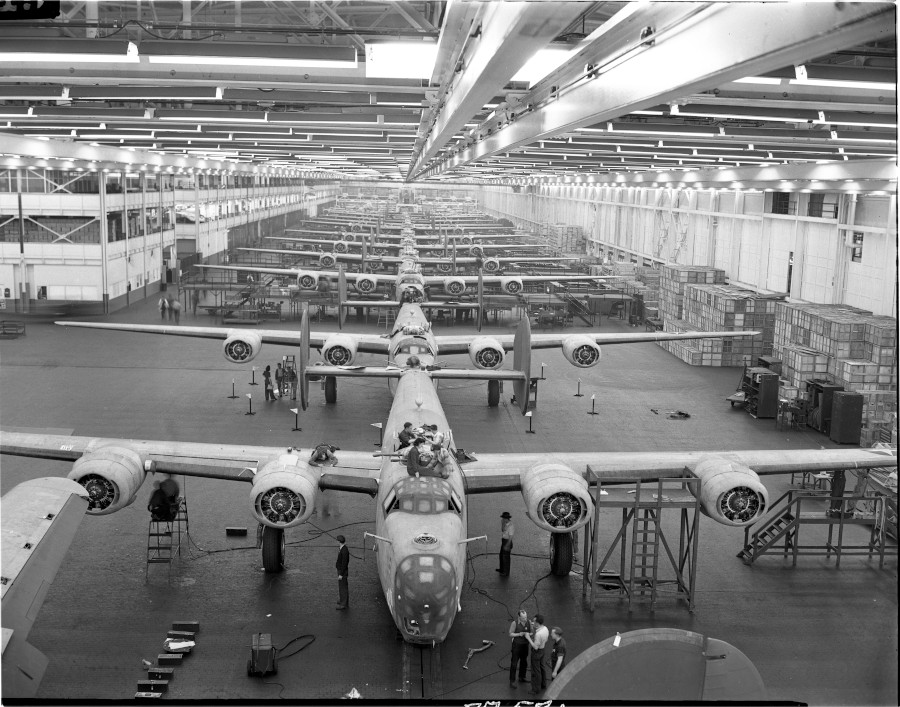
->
[274,634,316,661]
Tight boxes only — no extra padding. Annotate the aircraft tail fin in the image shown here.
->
[477,271,484,332]
[512,316,532,415]
[338,268,348,329]
[299,309,310,410]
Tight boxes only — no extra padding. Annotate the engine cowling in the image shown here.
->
[318,253,337,268]
[223,330,262,363]
[322,333,358,365]
[68,446,148,514]
[296,271,319,289]
[501,277,523,295]
[355,276,378,294]
[691,456,768,526]
[436,262,452,274]
[460,235,473,246]
[443,277,467,296]
[250,454,319,528]
[469,245,485,258]
[562,335,601,367]
[482,257,501,273]
[468,336,505,369]
[520,463,593,533]
[333,240,349,253]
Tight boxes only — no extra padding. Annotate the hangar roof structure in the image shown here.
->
[0,1,895,189]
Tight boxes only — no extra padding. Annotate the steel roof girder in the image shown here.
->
[425,2,894,179]
[408,1,586,180]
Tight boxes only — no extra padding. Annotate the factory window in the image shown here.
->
[770,192,792,215]
[851,232,864,263]
[807,193,838,219]
[37,286,47,299]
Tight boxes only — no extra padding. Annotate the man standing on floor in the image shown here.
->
[549,626,567,681]
[497,511,514,576]
[508,608,531,689]
[526,613,549,695]
[335,534,349,610]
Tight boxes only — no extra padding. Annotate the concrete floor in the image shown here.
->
[0,296,896,704]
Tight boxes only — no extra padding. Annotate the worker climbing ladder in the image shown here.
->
[146,497,189,579]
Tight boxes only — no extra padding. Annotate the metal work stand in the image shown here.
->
[582,472,701,613]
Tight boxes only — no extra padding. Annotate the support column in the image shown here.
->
[15,169,28,313]
[122,171,130,307]
[99,172,109,313]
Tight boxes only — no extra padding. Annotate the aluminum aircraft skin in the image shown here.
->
[193,254,603,298]
[3,304,897,646]
[237,246,579,274]
[269,234,549,255]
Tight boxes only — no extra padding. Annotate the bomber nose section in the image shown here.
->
[394,554,458,643]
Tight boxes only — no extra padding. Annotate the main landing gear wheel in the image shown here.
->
[324,375,337,403]
[262,526,285,573]
[549,532,574,576]
[487,379,500,407]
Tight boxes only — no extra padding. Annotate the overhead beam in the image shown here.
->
[407,1,586,180]
[422,2,894,179]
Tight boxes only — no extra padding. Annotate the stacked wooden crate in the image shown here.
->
[774,302,898,445]
[657,265,727,365]
[658,283,780,367]
[543,223,585,252]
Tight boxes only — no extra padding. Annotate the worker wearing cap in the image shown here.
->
[497,511,514,576]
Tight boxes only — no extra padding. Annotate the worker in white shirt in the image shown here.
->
[525,613,549,694]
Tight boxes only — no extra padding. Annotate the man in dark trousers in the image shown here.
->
[497,511,514,576]
[525,613,549,695]
[335,535,349,610]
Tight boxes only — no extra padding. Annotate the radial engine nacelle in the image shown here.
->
[296,271,319,289]
[690,456,768,526]
[482,257,501,273]
[223,330,262,363]
[443,277,467,296]
[355,276,378,294]
[562,335,601,367]
[67,446,148,514]
[501,277,523,295]
[468,336,505,369]
[322,333,358,365]
[250,454,319,528]
[333,240,350,253]
[520,463,593,533]
[319,253,337,268]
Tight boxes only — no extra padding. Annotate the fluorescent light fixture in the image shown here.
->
[0,39,138,63]
[364,41,437,79]
[142,41,357,69]
[69,86,223,101]
[157,109,268,123]
[793,64,896,92]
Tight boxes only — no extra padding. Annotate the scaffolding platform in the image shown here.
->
[582,475,701,613]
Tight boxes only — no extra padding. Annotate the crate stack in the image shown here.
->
[543,223,585,252]
[658,283,780,367]
[773,302,898,446]
[657,266,727,365]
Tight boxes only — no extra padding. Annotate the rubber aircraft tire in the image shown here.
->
[262,526,285,573]
[487,379,500,407]
[324,376,337,403]
[549,532,574,576]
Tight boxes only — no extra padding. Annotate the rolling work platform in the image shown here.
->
[582,474,701,613]
[146,498,189,579]
[737,490,897,568]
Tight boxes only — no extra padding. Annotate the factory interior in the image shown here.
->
[0,2,897,704]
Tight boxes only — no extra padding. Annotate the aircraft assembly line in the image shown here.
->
[1,292,897,702]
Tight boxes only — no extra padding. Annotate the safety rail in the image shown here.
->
[738,489,897,568]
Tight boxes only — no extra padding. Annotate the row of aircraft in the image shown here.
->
[3,234,896,653]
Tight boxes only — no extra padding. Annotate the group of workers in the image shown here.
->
[396,421,452,479]
[509,609,567,694]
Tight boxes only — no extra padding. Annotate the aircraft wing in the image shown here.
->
[433,329,760,355]
[0,432,381,493]
[196,263,388,286]
[459,447,898,493]
[2,477,90,698]
[54,321,392,355]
